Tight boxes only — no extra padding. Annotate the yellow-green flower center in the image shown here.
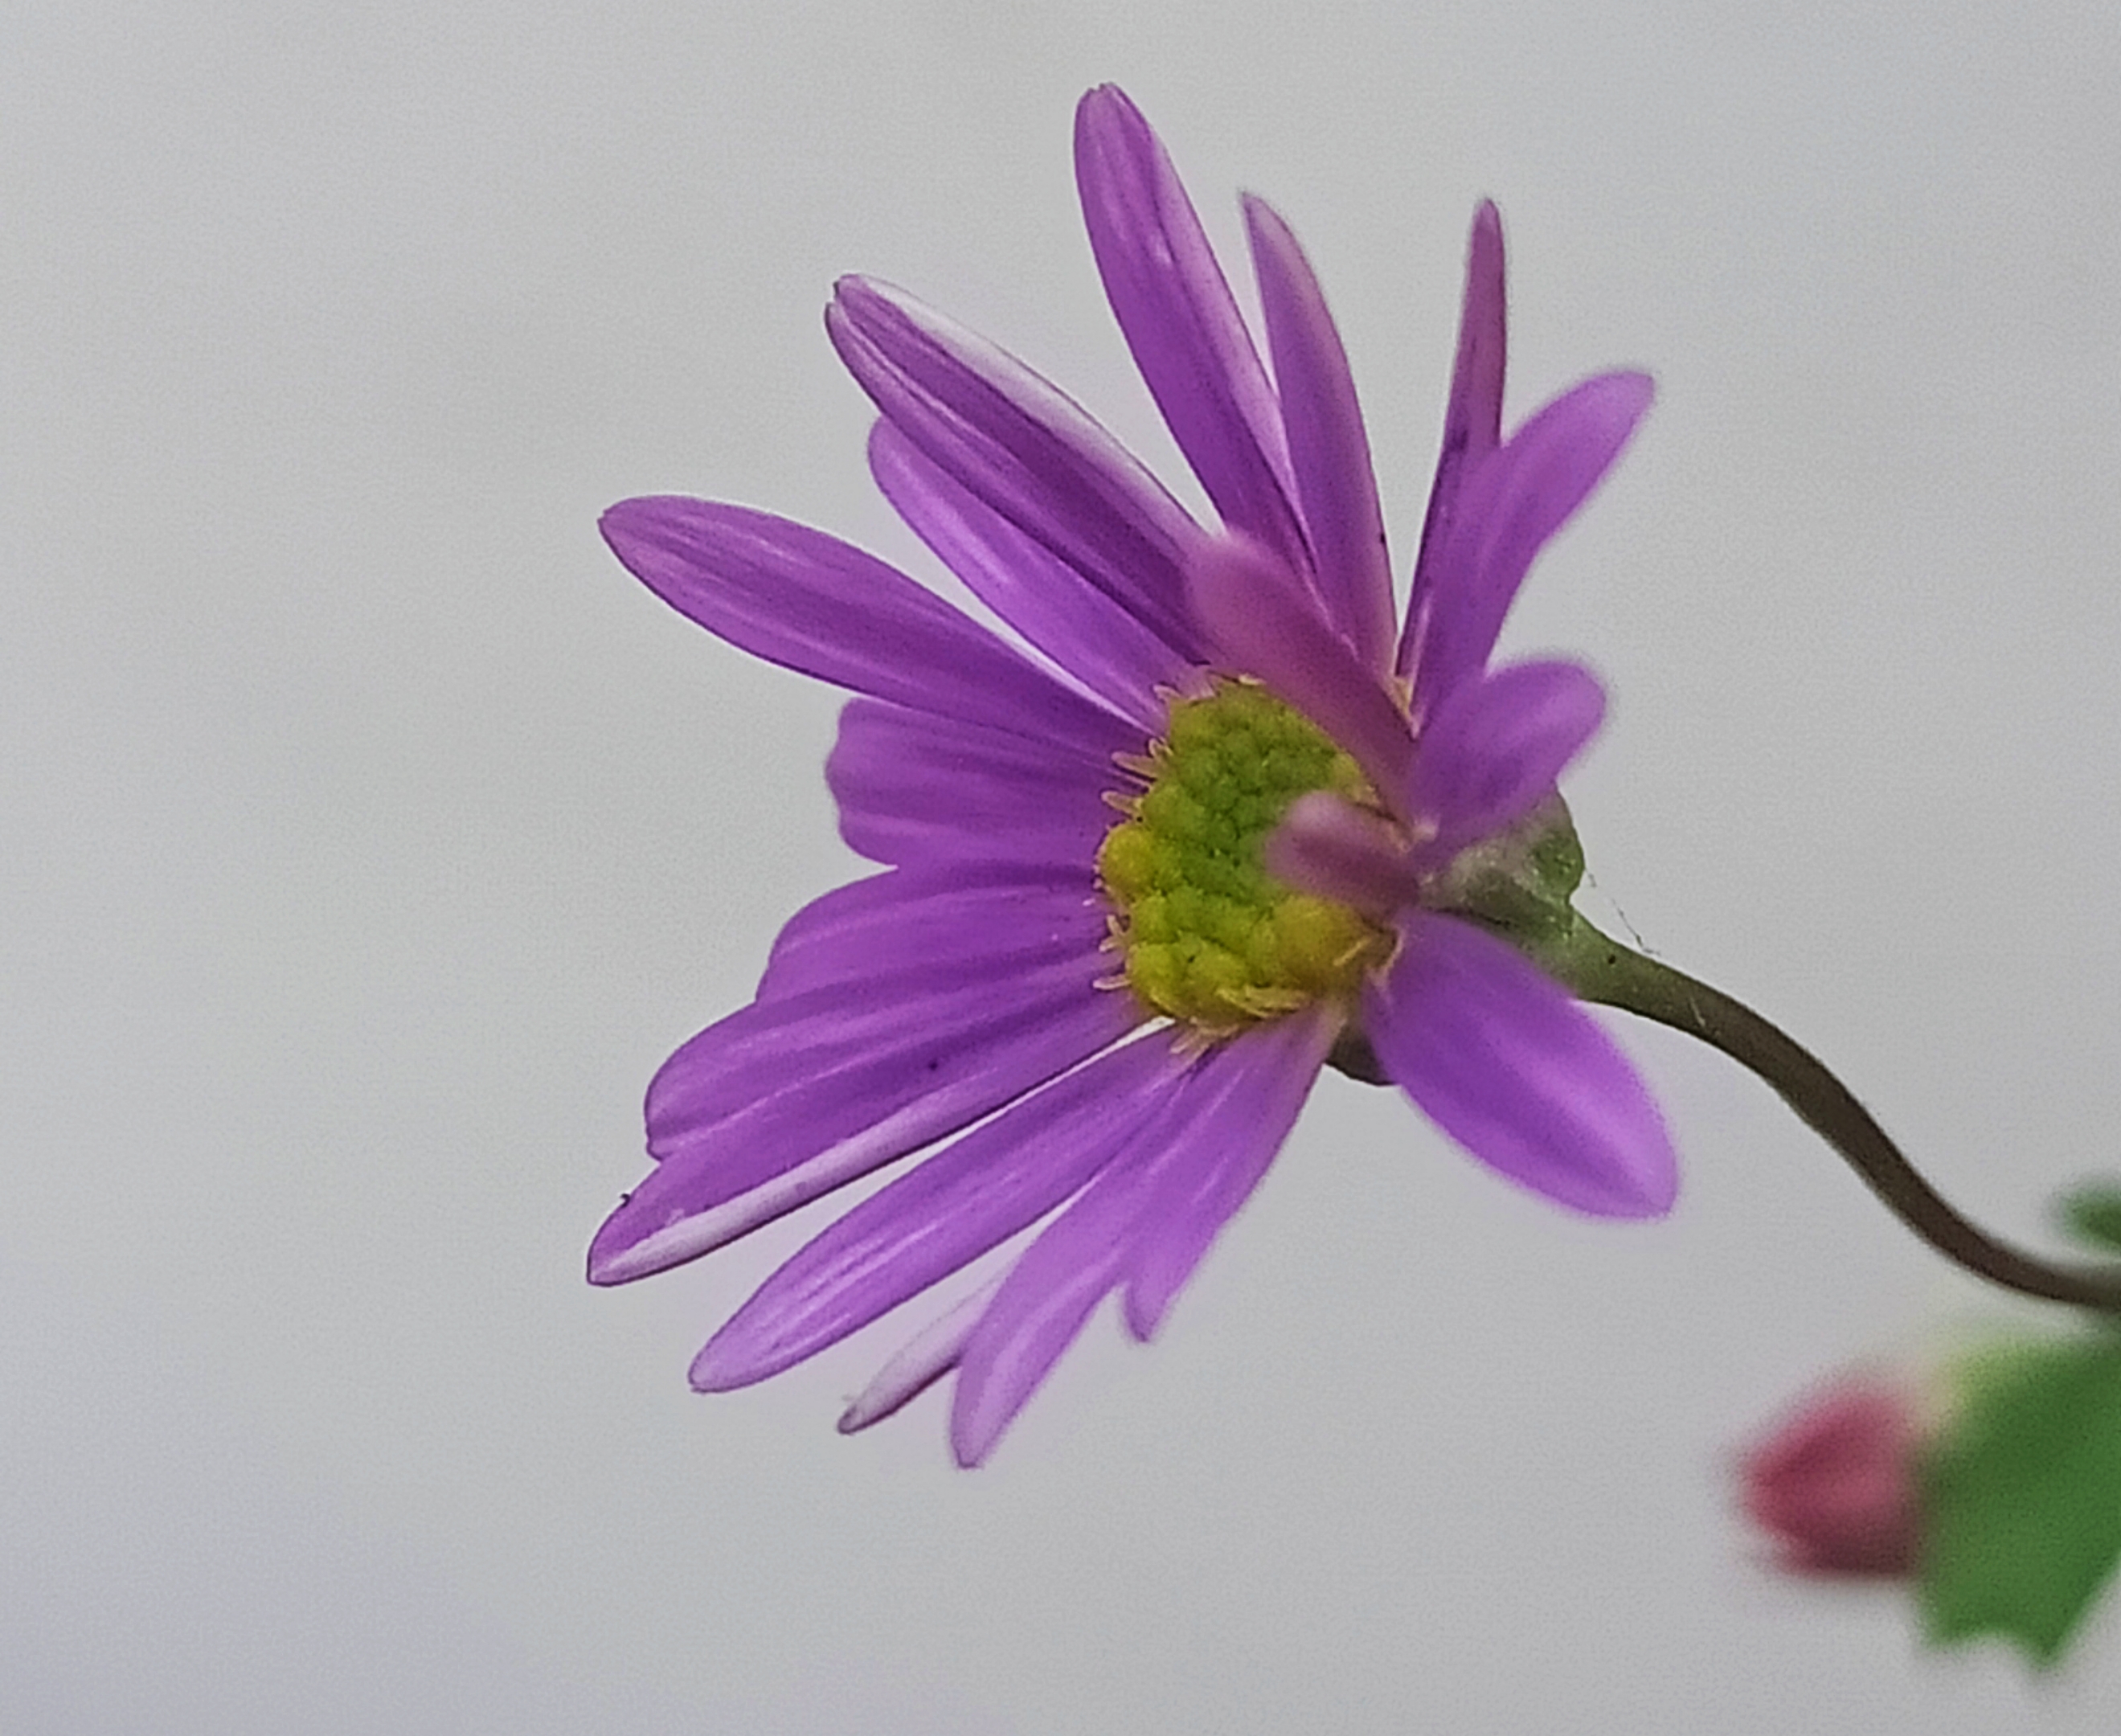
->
[1095,678,1394,1035]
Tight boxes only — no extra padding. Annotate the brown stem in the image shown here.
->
[1546,921,2121,1312]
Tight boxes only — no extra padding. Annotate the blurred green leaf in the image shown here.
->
[1919,1336,2121,1664]
[2059,1183,2121,1256]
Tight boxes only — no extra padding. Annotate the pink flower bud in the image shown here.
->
[1739,1378,1922,1577]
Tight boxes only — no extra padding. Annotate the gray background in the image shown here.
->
[7,1,2121,1730]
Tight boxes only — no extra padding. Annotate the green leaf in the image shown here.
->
[1918,1335,2121,1665]
[2058,1183,2121,1256]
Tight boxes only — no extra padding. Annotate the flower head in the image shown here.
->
[590,85,1676,1464]
[1741,1376,1925,1577]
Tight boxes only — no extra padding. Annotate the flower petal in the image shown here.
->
[1262,791,1417,918]
[827,275,1210,661]
[1243,195,1396,674]
[692,1030,1189,1390]
[836,1277,1001,1435]
[1185,534,1413,814]
[600,495,1125,757]
[1121,1008,1333,1341]
[642,944,1111,1161]
[1407,657,1606,855]
[759,865,1100,1002]
[588,948,1136,1284]
[1072,85,1309,575]
[868,419,1181,730]
[946,1152,1161,1468]
[826,698,1126,870]
[1363,913,1676,1218]
[1410,371,1654,708]
[1401,200,1507,683]
[950,1011,1331,1464]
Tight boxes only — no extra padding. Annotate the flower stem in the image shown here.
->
[1538,919,2121,1313]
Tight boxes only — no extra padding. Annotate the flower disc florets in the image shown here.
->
[1096,678,1394,1035]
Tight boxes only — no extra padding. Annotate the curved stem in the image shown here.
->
[1542,919,2121,1313]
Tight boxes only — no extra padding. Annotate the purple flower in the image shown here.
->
[590,86,1675,1465]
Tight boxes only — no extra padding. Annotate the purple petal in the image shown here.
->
[759,865,1100,1002]
[1363,913,1676,1218]
[1244,196,1396,674]
[1262,791,1417,918]
[1121,1009,1333,1341]
[950,1010,1332,1464]
[588,948,1138,1284]
[826,698,1128,870]
[1407,658,1606,855]
[837,1278,1001,1435]
[1410,371,1654,709]
[947,1142,1159,1467]
[827,276,1210,661]
[1185,535,1413,817]
[692,1030,1189,1390]
[601,496,1127,758]
[869,420,1181,730]
[641,941,1109,1161]
[1072,86,1309,574]
[1402,201,1507,682]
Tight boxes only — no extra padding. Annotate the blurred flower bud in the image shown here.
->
[1740,1377,1924,1577]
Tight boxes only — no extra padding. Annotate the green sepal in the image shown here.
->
[1424,792,1585,946]
[1918,1333,2121,1665]
[2058,1183,2121,1256]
